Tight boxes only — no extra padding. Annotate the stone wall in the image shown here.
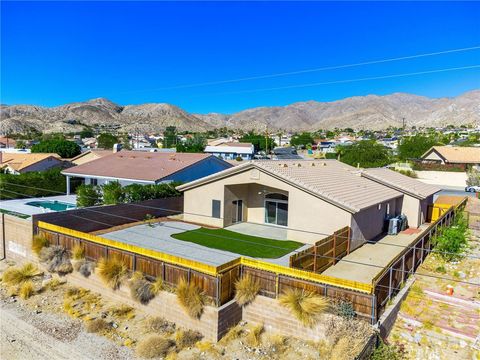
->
[0,214,35,263]
[242,294,330,342]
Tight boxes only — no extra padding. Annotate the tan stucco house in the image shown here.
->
[177,160,440,249]
[421,146,480,169]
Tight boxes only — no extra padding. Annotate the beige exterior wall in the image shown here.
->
[184,168,362,244]
[423,150,445,163]
[401,195,421,228]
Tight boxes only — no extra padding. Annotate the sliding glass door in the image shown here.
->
[264,193,288,226]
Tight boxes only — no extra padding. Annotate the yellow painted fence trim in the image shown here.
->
[37,221,372,294]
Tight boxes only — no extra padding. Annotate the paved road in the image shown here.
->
[435,189,477,200]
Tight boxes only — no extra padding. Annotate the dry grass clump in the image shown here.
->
[151,277,164,295]
[39,246,73,274]
[176,277,205,319]
[245,324,264,347]
[108,304,135,319]
[234,275,261,306]
[85,318,109,333]
[2,263,42,286]
[97,257,128,290]
[129,276,155,304]
[44,277,63,291]
[195,341,220,356]
[330,337,363,360]
[220,324,244,344]
[325,316,372,357]
[175,329,202,349]
[279,288,329,327]
[71,244,85,260]
[266,334,287,354]
[136,335,173,359]
[32,235,50,255]
[19,280,35,299]
[144,316,176,334]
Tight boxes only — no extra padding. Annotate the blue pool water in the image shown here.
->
[26,200,76,211]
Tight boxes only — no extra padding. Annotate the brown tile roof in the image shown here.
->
[422,146,480,164]
[63,151,219,182]
[178,159,403,213]
[70,149,114,165]
[361,168,440,199]
[0,153,61,172]
[0,137,16,148]
[216,142,253,148]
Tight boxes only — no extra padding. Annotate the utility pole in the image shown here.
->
[265,125,269,158]
[402,117,406,131]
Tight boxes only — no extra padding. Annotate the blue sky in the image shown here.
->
[1,1,479,114]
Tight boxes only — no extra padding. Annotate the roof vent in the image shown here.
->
[296,163,302,167]
[310,162,316,167]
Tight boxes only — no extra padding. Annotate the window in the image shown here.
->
[264,193,288,226]
[212,200,221,218]
[90,178,98,186]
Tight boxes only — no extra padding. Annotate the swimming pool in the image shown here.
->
[26,200,76,212]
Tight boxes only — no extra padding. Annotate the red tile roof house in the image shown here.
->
[62,151,232,195]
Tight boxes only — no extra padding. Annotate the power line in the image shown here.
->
[115,45,480,94]
[1,184,475,260]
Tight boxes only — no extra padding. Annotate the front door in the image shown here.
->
[232,200,243,224]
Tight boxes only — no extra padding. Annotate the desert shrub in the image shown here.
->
[175,329,202,349]
[176,277,205,319]
[71,244,85,260]
[219,324,244,344]
[433,212,468,261]
[40,246,73,274]
[136,335,172,359]
[144,317,175,334]
[108,304,135,319]
[279,288,329,327]
[79,261,95,277]
[97,256,128,290]
[45,278,63,291]
[370,340,406,360]
[334,300,356,319]
[129,277,155,304]
[85,318,109,333]
[19,280,35,299]
[151,277,164,294]
[245,324,263,347]
[2,263,42,286]
[234,275,261,306]
[266,334,287,354]
[32,235,50,255]
[330,337,363,360]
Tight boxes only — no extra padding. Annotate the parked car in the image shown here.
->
[465,185,480,193]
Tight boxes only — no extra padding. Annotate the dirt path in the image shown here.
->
[0,300,134,360]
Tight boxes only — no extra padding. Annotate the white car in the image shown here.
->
[465,185,480,193]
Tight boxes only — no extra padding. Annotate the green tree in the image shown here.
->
[97,133,119,149]
[240,132,276,152]
[76,184,101,207]
[290,132,314,147]
[176,135,206,153]
[101,181,124,205]
[31,139,81,158]
[163,126,177,148]
[339,141,392,168]
[15,140,26,149]
[398,135,438,160]
[80,128,94,138]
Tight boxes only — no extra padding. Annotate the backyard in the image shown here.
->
[171,227,303,258]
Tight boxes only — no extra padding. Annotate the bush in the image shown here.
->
[97,257,128,290]
[31,139,81,158]
[176,277,205,319]
[2,263,42,286]
[32,235,50,255]
[76,184,101,207]
[71,244,85,260]
[370,340,405,360]
[279,288,329,327]
[433,212,468,261]
[102,181,124,205]
[129,277,155,304]
[394,169,417,178]
[334,300,356,319]
[234,275,260,306]
[245,324,263,347]
[144,317,175,334]
[85,318,109,333]
[151,277,164,295]
[175,329,202,349]
[40,246,73,274]
[19,280,35,299]
[136,335,172,359]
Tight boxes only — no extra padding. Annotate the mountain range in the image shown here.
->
[1,90,479,134]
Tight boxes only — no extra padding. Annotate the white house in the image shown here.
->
[204,142,254,160]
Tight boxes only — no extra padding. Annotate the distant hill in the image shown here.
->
[1,90,479,134]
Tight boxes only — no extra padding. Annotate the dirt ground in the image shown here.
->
[0,259,372,360]
[387,201,480,360]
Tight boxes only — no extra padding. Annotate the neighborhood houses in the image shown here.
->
[0,152,63,174]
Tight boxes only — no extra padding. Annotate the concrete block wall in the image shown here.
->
[0,214,36,263]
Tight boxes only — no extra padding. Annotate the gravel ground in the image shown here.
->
[1,297,134,360]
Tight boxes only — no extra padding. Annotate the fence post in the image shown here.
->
[401,253,405,284]
[388,267,393,299]
[412,246,416,273]
[332,233,337,265]
[313,245,317,272]
[371,294,377,325]
[275,275,280,298]
[133,254,137,271]
[216,276,220,307]
[346,227,351,255]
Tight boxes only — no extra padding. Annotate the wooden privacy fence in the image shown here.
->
[289,226,350,273]
[372,197,468,321]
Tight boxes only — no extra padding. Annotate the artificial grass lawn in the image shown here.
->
[171,227,303,258]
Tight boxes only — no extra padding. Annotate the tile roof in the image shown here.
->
[422,146,480,164]
[0,153,61,171]
[361,168,441,199]
[216,142,253,148]
[178,159,403,213]
[70,149,114,165]
[63,151,220,182]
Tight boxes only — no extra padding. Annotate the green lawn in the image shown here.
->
[171,227,303,258]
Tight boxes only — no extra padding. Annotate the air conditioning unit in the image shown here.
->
[388,218,400,235]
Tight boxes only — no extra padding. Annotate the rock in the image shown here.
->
[112,322,118,329]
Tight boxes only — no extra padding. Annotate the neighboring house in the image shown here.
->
[0,153,63,174]
[177,159,438,249]
[204,142,254,160]
[272,147,303,160]
[361,168,440,228]
[69,149,114,166]
[0,137,16,149]
[317,140,337,154]
[62,151,232,195]
[420,146,480,169]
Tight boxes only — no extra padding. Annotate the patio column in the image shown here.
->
[66,175,71,195]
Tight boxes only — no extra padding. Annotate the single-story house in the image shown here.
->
[62,151,233,194]
[0,137,16,149]
[0,153,63,174]
[420,146,480,169]
[272,147,303,160]
[361,168,440,228]
[204,142,255,161]
[69,149,114,166]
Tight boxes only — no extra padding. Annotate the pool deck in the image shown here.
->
[0,195,77,217]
